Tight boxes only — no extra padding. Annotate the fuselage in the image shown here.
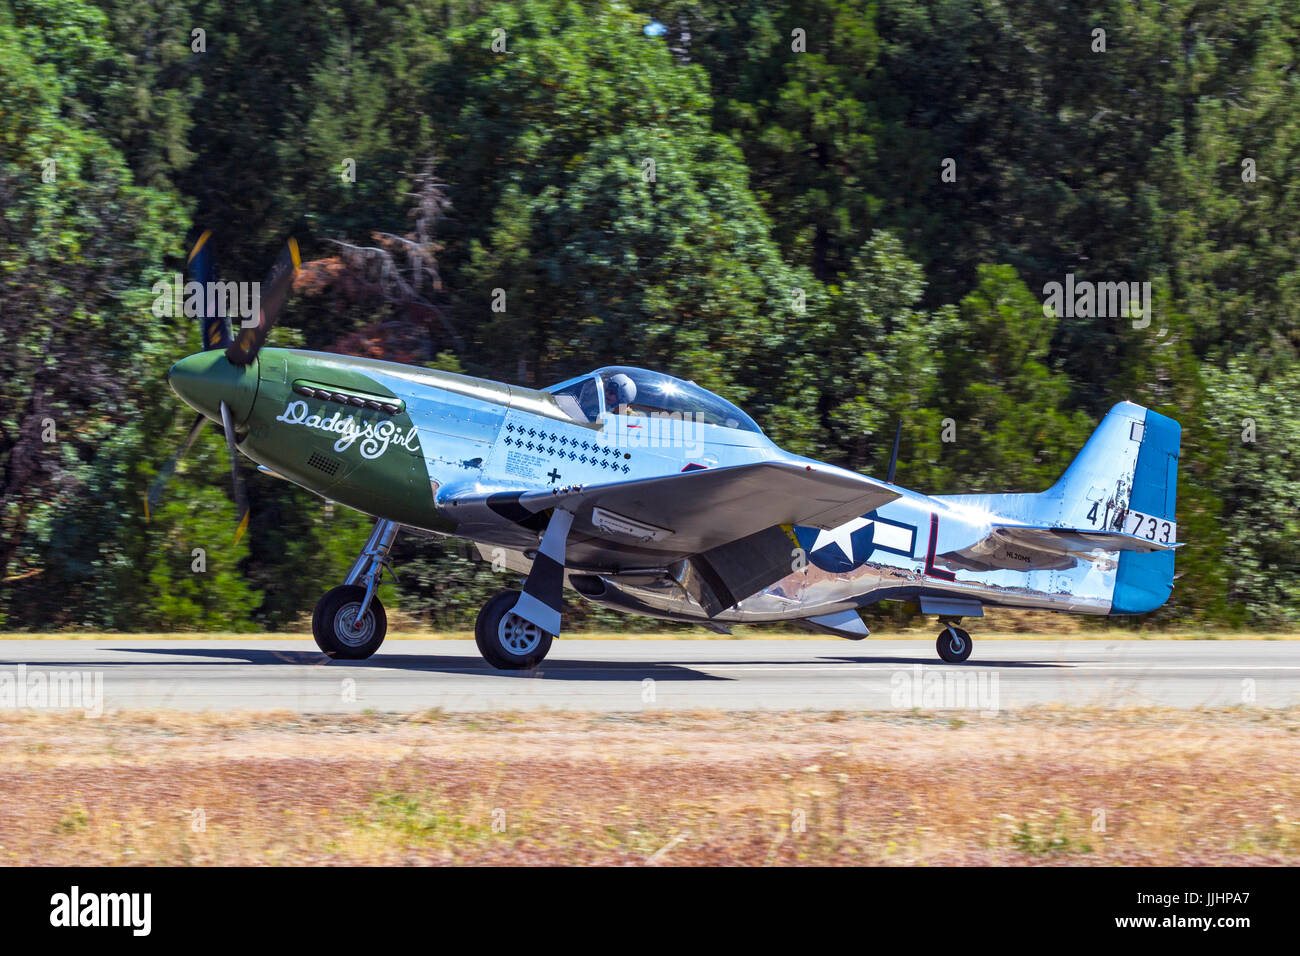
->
[167,347,1151,626]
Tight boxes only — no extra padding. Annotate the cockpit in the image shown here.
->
[543,366,762,433]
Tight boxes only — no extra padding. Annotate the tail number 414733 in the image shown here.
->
[1085,501,1175,543]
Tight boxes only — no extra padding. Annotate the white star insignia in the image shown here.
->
[810,516,872,561]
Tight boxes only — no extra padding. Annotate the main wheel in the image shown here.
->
[475,589,553,670]
[936,624,972,664]
[313,584,387,660]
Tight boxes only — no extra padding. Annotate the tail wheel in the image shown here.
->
[475,589,553,670]
[313,584,387,660]
[936,624,973,664]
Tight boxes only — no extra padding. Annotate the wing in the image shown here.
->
[441,460,899,610]
[444,460,898,557]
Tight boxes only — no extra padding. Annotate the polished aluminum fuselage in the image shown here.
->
[213,349,1146,626]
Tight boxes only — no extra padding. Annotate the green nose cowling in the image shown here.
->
[168,350,259,425]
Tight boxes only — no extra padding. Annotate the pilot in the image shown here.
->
[603,373,637,416]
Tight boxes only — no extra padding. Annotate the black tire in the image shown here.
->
[936,625,973,664]
[475,589,553,670]
[313,584,387,660]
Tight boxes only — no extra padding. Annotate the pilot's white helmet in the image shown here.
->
[607,372,636,406]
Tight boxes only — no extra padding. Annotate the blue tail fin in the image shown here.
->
[1109,406,1180,613]
[928,401,1181,613]
[1046,402,1180,614]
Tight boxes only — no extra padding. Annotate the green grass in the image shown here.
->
[352,791,498,852]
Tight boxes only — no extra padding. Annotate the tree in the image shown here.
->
[909,264,1092,495]
[1200,362,1300,625]
[1,3,195,627]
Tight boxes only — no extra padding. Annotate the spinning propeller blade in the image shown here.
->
[220,400,251,545]
[144,413,208,518]
[188,229,232,351]
[225,237,300,367]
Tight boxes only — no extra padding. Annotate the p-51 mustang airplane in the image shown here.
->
[156,234,1181,668]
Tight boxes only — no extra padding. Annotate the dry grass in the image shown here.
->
[0,707,1297,865]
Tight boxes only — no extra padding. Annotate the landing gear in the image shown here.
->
[473,508,573,670]
[475,589,554,670]
[936,622,973,664]
[313,585,387,659]
[312,518,398,660]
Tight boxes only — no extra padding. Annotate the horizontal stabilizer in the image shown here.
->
[992,524,1181,555]
[939,521,1182,575]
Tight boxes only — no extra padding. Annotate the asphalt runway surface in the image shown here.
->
[1,639,1297,713]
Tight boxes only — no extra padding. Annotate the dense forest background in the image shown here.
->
[1,0,1297,631]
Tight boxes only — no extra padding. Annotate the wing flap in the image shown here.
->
[673,525,800,616]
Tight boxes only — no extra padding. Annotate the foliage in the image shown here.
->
[2,0,1298,629]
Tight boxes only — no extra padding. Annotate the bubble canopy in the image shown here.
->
[544,366,763,433]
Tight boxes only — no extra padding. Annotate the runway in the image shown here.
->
[1,639,1297,713]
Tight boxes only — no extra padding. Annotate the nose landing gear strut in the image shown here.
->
[312,518,399,659]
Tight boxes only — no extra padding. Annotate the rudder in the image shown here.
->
[1109,406,1180,613]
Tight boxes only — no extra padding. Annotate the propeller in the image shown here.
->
[220,400,252,545]
[226,237,300,366]
[147,230,302,544]
[144,413,208,520]
[189,229,232,351]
